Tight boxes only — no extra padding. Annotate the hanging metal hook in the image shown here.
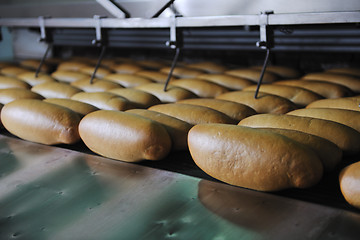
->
[35,16,52,78]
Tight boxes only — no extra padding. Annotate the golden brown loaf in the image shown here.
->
[301,72,360,93]
[225,68,278,83]
[0,76,31,89]
[186,62,227,74]
[70,78,122,92]
[287,108,360,133]
[71,92,133,111]
[56,61,90,71]
[17,72,56,86]
[135,83,197,103]
[188,124,323,191]
[160,66,204,78]
[20,59,49,72]
[104,73,153,87]
[1,99,81,145]
[258,128,342,172]
[79,110,171,162]
[31,82,83,99]
[126,109,193,151]
[216,91,297,114]
[243,84,323,107]
[108,88,161,108]
[0,66,28,77]
[0,88,44,104]
[51,70,89,83]
[44,98,99,117]
[135,60,167,70]
[306,97,360,112]
[339,161,360,209]
[196,74,254,90]
[111,63,143,74]
[170,78,229,98]
[79,66,111,79]
[135,70,177,83]
[326,67,360,78]
[149,103,237,125]
[274,79,353,99]
[239,114,360,155]
[177,98,256,122]
[251,65,301,79]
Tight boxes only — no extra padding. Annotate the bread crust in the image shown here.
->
[44,98,99,117]
[32,82,83,99]
[188,124,323,191]
[170,78,229,98]
[1,99,81,144]
[104,73,153,87]
[339,161,360,209]
[0,88,44,104]
[196,74,254,90]
[79,110,171,162]
[71,92,133,111]
[225,69,278,83]
[108,88,160,108]
[306,97,360,112]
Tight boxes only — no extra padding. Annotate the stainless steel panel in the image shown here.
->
[0,134,359,239]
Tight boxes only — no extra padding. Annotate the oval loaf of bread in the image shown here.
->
[0,76,31,89]
[188,124,323,191]
[326,68,360,78]
[17,72,55,86]
[196,74,254,90]
[126,109,193,151]
[51,70,89,83]
[258,128,342,171]
[135,70,176,83]
[44,98,99,117]
[288,108,360,133]
[186,61,227,73]
[160,66,204,78]
[225,68,278,83]
[274,79,353,99]
[79,110,171,162]
[1,99,81,144]
[170,78,229,98]
[71,78,122,92]
[306,97,360,112]
[108,88,161,108]
[339,161,360,209]
[0,88,44,104]
[243,84,323,107]
[216,91,297,114]
[251,65,301,79]
[32,82,83,99]
[104,73,153,87]
[149,103,236,125]
[239,114,360,155]
[177,98,256,122]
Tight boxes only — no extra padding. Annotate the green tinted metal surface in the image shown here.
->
[0,134,359,240]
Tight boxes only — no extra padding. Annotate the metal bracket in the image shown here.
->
[92,15,107,47]
[96,0,130,18]
[35,16,52,78]
[254,11,274,99]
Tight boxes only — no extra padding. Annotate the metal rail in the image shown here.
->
[0,11,359,29]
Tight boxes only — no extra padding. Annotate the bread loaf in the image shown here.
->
[149,103,236,125]
[108,88,161,108]
[306,97,360,112]
[57,61,90,71]
[135,83,197,103]
[239,114,360,155]
[0,66,28,77]
[70,78,122,92]
[0,88,44,104]
[20,59,49,72]
[79,66,111,79]
[135,70,176,83]
[32,82,83,99]
[339,161,360,209]
[111,63,142,74]
[243,84,323,107]
[258,128,342,171]
[0,76,31,89]
[225,69,278,83]
[160,66,204,78]
[104,73,153,87]
[136,60,166,70]
[288,108,360,133]
[216,91,297,114]
[79,110,171,162]
[326,68,360,78]
[251,65,301,79]
[71,92,133,111]
[188,124,323,191]
[126,109,193,151]
[196,74,254,90]
[186,62,227,74]
[177,98,256,122]
[51,70,89,83]
[274,79,353,99]
[301,72,360,93]
[44,98,99,117]
[17,72,55,86]
[1,99,81,144]
[170,78,229,98]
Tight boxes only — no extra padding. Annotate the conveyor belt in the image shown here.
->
[0,134,360,239]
